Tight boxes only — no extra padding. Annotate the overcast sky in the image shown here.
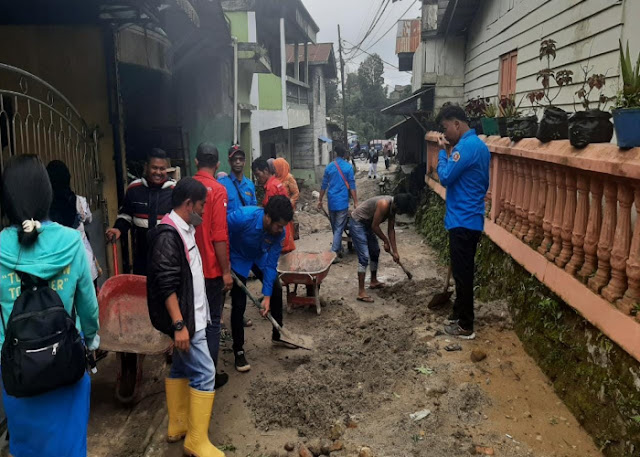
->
[302,0,422,90]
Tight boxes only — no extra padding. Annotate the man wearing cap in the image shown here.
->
[218,146,257,214]
[193,143,232,389]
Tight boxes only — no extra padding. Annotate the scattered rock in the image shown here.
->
[346,416,358,429]
[330,441,344,452]
[409,409,431,421]
[329,422,345,440]
[285,442,295,452]
[470,350,487,363]
[474,445,495,455]
[359,446,373,457]
[299,444,314,457]
[319,440,332,455]
[307,438,322,455]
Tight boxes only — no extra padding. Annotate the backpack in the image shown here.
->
[1,272,87,397]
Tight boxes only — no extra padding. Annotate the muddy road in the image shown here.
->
[80,162,601,457]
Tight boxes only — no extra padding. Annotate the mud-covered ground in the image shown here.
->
[30,161,603,457]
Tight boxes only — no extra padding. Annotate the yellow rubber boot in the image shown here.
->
[183,388,225,457]
[165,378,190,443]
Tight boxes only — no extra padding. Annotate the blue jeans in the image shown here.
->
[349,218,380,273]
[329,209,349,253]
[170,329,215,392]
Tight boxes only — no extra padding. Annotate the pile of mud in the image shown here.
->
[248,309,432,436]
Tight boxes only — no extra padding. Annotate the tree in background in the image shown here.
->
[328,53,403,146]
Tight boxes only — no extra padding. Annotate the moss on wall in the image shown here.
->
[416,190,640,457]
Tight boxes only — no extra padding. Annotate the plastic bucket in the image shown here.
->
[613,108,640,149]
[480,117,499,136]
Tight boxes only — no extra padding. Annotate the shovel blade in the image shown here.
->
[278,327,314,351]
[427,291,453,309]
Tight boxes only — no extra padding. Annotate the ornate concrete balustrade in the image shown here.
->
[425,133,640,362]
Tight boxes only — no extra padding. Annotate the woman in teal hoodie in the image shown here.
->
[0,155,100,457]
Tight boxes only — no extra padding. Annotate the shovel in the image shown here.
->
[231,272,312,351]
[428,264,453,309]
[396,258,413,280]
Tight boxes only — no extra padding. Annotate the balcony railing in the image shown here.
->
[286,78,310,105]
[425,133,640,362]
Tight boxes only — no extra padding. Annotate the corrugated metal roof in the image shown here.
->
[395,19,420,54]
[286,43,334,64]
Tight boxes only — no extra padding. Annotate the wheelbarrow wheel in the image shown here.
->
[286,284,294,314]
[116,352,145,405]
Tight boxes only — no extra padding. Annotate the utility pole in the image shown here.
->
[337,25,348,149]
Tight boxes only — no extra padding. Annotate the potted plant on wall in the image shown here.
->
[480,99,499,136]
[568,67,614,148]
[612,40,640,148]
[464,97,486,135]
[498,94,519,138]
[507,95,539,142]
[526,39,574,142]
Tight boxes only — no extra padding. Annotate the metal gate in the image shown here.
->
[0,62,101,209]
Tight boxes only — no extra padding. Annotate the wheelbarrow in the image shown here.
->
[98,242,172,404]
[277,251,337,315]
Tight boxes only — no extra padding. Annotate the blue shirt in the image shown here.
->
[321,158,357,211]
[219,174,257,213]
[437,129,490,231]
[227,207,285,297]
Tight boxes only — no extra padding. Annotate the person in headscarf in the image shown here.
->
[47,160,99,283]
[273,158,300,209]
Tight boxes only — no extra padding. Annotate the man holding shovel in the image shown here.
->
[318,144,358,259]
[349,194,415,302]
[436,104,490,340]
[227,195,295,372]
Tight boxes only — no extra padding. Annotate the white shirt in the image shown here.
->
[168,210,210,332]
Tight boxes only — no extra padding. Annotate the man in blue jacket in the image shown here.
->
[318,144,358,257]
[218,145,257,213]
[436,105,490,340]
[227,195,295,372]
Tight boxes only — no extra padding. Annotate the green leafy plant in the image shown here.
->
[616,39,640,108]
[499,94,520,117]
[483,99,498,118]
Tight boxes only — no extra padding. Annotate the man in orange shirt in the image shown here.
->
[193,143,233,389]
[252,157,288,206]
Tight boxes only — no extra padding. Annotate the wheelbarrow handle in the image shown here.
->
[230,272,284,333]
[111,240,119,276]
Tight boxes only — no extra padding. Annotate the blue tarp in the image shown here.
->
[318,135,332,143]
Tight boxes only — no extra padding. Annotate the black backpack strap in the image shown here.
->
[232,179,247,207]
[15,271,77,321]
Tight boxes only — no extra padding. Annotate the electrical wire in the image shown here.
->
[344,0,391,56]
[349,0,419,61]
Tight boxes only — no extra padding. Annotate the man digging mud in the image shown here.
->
[349,194,415,302]
[436,104,490,340]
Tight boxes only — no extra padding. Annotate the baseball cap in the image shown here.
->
[196,143,219,162]
[228,145,246,159]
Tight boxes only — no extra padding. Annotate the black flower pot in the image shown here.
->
[507,115,539,142]
[568,109,614,148]
[497,117,509,137]
[469,117,484,135]
[536,106,569,142]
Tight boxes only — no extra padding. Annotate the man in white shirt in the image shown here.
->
[147,177,224,457]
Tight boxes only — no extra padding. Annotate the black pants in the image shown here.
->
[230,265,283,353]
[204,277,224,368]
[449,227,482,331]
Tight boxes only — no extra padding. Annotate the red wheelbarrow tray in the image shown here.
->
[98,274,172,354]
[277,251,337,285]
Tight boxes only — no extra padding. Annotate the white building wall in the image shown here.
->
[463,0,625,115]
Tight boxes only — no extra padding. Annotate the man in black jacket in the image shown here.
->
[147,177,225,457]
[107,148,175,275]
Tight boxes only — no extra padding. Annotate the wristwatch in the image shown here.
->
[172,320,185,331]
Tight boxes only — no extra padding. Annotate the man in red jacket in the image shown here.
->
[193,143,233,389]
[252,157,288,205]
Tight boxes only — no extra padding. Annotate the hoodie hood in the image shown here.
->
[274,158,290,181]
[0,222,84,280]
